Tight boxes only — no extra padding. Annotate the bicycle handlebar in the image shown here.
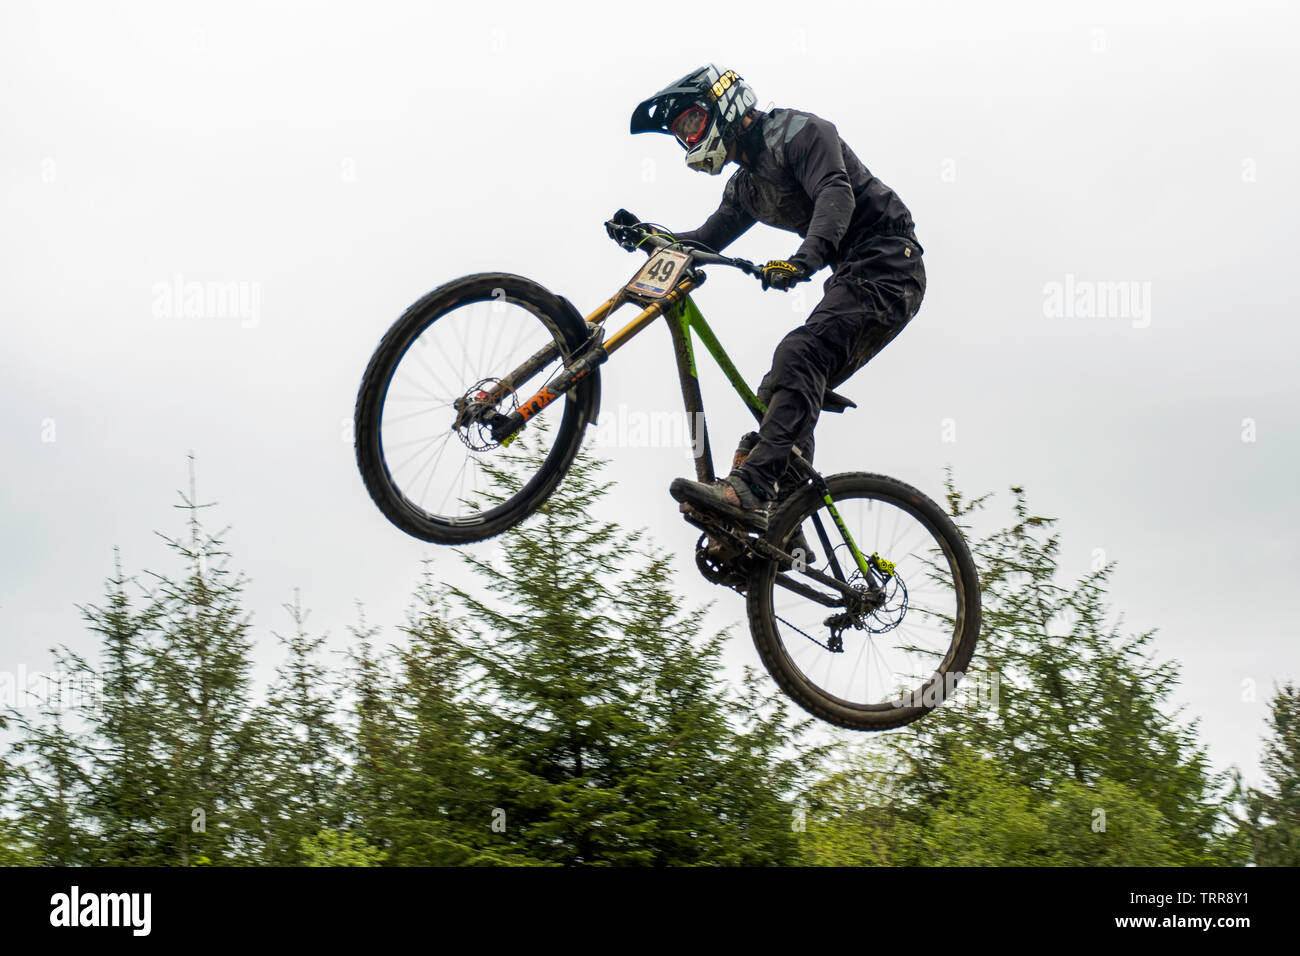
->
[604,218,764,281]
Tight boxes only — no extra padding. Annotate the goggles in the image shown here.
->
[670,105,711,147]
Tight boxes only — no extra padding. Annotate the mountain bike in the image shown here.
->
[354,216,981,730]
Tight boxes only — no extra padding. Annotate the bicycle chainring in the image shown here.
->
[693,532,753,592]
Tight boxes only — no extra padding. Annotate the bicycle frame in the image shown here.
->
[658,290,890,601]
[493,265,755,485]
[488,244,891,599]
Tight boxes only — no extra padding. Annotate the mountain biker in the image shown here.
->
[625,64,925,556]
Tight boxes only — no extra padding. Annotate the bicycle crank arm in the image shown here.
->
[682,512,860,608]
[489,342,608,444]
[681,510,751,551]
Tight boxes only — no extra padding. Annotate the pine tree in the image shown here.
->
[339,611,405,857]
[803,478,1231,865]
[1245,682,1300,865]
[5,466,283,865]
[371,571,512,865]
[0,724,25,864]
[142,463,267,864]
[254,592,347,864]
[440,437,817,865]
[4,552,161,865]
[608,548,821,865]
[4,656,95,866]
[74,550,168,864]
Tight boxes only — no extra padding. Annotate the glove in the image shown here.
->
[611,208,639,228]
[606,208,638,246]
[761,258,811,291]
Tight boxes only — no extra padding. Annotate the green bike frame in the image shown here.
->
[497,253,882,585]
[664,293,878,581]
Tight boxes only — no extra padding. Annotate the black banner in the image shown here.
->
[0,865,1281,943]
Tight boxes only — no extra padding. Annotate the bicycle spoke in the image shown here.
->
[391,430,452,476]
[376,296,574,525]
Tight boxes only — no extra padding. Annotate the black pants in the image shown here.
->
[735,234,926,500]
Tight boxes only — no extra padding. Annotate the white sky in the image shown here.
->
[2,0,1297,790]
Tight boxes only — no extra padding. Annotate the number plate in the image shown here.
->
[626,248,690,298]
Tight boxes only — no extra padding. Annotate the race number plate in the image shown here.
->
[626,248,689,298]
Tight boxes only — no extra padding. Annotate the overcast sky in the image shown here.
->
[2,0,1296,789]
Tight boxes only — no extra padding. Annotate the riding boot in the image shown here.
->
[732,432,817,567]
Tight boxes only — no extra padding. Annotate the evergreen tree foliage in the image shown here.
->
[141,478,265,864]
[300,828,386,866]
[802,478,1233,866]
[74,551,167,864]
[5,698,90,866]
[410,439,820,865]
[1244,682,1300,865]
[253,592,347,864]
[0,451,1258,868]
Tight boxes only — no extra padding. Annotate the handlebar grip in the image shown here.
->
[604,219,640,251]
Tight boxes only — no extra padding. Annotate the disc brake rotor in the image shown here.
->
[451,378,518,451]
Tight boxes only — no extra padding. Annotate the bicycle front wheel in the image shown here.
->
[354,273,597,544]
[746,472,981,731]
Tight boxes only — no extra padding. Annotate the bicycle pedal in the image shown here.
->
[680,501,728,526]
[682,511,747,546]
[681,510,720,535]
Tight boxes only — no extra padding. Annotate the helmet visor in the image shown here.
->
[670,105,711,147]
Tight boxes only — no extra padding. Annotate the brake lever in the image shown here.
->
[604,220,640,252]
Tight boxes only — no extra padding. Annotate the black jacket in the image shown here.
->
[676,108,919,272]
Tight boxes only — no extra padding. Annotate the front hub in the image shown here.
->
[451,378,517,451]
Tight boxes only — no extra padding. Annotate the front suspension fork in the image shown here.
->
[488,334,607,445]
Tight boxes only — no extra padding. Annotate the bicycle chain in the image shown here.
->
[684,510,849,652]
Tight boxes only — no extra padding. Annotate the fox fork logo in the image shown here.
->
[518,387,557,421]
[517,365,590,422]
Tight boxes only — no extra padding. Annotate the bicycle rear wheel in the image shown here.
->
[354,273,597,544]
[746,472,981,731]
